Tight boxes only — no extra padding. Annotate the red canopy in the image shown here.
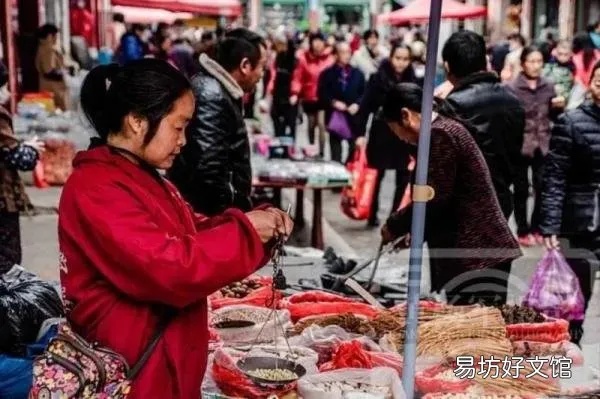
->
[379,0,486,25]
[111,0,241,17]
[112,6,194,23]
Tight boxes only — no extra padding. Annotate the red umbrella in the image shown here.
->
[379,0,486,25]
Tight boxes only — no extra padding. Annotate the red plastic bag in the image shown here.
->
[209,276,278,310]
[33,161,49,188]
[212,348,296,398]
[523,249,585,321]
[319,340,403,375]
[284,301,380,322]
[415,364,474,395]
[280,291,358,306]
[341,147,378,220]
[505,318,570,343]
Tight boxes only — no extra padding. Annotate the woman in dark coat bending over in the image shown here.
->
[357,43,417,227]
[540,61,600,345]
[380,83,521,306]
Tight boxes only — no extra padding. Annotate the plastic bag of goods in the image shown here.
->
[280,290,359,306]
[211,347,298,399]
[510,340,584,365]
[0,266,64,356]
[210,276,279,310]
[415,365,476,395]
[522,249,585,321]
[505,317,570,343]
[293,313,376,338]
[210,305,291,344]
[298,367,406,399]
[39,135,76,185]
[282,300,380,322]
[286,325,380,365]
[319,340,403,376]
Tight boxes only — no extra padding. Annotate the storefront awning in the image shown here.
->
[379,0,486,25]
[112,6,194,23]
[111,0,242,17]
[322,0,368,6]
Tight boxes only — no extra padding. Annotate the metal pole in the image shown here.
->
[401,0,442,398]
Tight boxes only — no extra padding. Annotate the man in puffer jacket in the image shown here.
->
[442,30,525,219]
[168,29,267,216]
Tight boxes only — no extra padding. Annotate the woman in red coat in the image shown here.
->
[58,59,293,398]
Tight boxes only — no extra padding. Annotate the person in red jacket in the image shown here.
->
[69,0,95,46]
[58,59,293,398]
[290,32,334,156]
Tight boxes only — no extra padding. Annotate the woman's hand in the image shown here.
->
[333,100,347,112]
[347,104,359,115]
[551,96,566,109]
[355,136,367,148]
[24,136,46,154]
[246,208,294,244]
[289,95,299,106]
[544,235,560,250]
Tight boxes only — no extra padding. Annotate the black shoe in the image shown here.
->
[367,219,380,228]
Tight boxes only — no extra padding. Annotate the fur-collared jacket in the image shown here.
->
[168,54,252,216]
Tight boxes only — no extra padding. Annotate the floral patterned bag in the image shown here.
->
[29,316,170,399]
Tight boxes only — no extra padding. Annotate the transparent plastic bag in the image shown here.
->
[522,249,585,321]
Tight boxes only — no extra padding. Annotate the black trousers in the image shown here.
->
[564,235,599,345]
[271,104,298,140]
[369,169,411,222]
[0,212,21,274]
[514,151,545,236]
[438,261,513,306]
[329,133,355,165]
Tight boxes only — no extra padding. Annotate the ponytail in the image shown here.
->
[80,63,120,146]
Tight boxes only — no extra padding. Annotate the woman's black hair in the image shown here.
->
[80,59,191,146]
[381,83,462,124]
[37,24,59,40]
[520,45,543,65]
[387,43,417,83]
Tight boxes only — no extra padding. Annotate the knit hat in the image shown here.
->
[0,61,8,88]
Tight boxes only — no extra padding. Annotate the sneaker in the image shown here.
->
[518,234,535,247]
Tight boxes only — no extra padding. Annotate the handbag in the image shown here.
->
[340,146,378,220]
[327,110,353,140]
[29,313,172,399]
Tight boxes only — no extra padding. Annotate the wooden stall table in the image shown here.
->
[252,179,350,249]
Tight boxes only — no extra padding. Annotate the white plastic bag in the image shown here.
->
[298,367,406,399]
[210,305,291,344]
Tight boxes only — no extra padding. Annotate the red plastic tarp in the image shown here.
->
[379,0,487,25]
[111,0,241,17]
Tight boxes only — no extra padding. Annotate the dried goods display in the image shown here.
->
[497,304,545,324]
[219,279,264,298]
[245,367,299,382]
[371,311,406,339]
[417,308,507,356]
[292,313,375,337]
[473,360,560,397]
[423,394,530,399]
[444,337,513,360]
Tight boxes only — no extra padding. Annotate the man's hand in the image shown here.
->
[347,104,359,115]
[289,95,299,106]
[544,235,560,250]
[551,96,566,109]
[355,136,367,148]
[333,100,347,112]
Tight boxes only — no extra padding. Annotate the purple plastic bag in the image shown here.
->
[327,111,353,140]
[522,249,585,321]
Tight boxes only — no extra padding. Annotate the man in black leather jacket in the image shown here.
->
[442,31,525,219]
[169,29,267,215]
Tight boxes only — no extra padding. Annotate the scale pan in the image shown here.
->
[237,356,306,386]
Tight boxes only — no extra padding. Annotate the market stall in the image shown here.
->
[200,256,600,399]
